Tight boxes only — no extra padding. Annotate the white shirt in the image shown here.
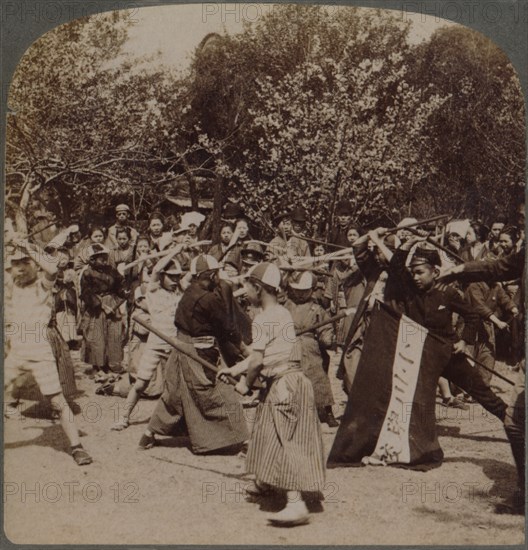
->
[145,281,181,345]
[251,304,297,377]
[5,276,55,360]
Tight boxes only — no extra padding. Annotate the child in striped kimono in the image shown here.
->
[218,262,325,526]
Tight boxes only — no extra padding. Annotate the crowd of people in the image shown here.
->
[4,197,526,525]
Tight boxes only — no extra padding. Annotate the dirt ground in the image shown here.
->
[3,351,525,546]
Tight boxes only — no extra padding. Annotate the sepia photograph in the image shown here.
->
[3,2,526,545]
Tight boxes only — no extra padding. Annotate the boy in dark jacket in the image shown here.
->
[387,234,507,422]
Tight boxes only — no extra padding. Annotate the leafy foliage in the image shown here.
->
[5,6,525,238]
[6,12,191,230]
[409,26,525,222]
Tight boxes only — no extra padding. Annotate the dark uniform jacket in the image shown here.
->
[175,280,236,339]
[462,249,525,309]
[329,226,350,249]
[388,248,479,344]
[174,279,247,368]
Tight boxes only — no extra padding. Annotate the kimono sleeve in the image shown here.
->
[314,305,335,348]
[80,270,101,309]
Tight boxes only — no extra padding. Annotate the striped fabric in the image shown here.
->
[47,326,77,397]
[81,310,124,371]
[246,370,325,493]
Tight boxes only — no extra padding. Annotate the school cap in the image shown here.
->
[190,254,220,276]
[223,203,244,219]
[335,200,353,215]
[6,248,32,263]
[160,259,182,275]
[172,225,190,235]
[288,271,315,290]
[290,207,307,223]
[115,204,130,213]
[409,247,441,267]
[87,243,110,258]
[241,241,264,265]
[247,262,282,291]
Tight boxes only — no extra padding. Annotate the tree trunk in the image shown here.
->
[326,172,341,240]
[182,157,198,210]
[188,176,198,210]
[16,181,33,235]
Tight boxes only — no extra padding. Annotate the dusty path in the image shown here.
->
[3,352,524,545]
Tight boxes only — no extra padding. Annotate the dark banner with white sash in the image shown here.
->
[328,302,452,469]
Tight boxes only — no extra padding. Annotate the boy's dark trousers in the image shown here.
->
[503,365,525,496]
[442,354,507,421]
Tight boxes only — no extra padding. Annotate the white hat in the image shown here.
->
[190,254,220,276]
[247,262,281,291]
[7,248,32,263]
[288,271,315,290]
[172,225,190,235]
[446,219,470,238]
[181,211,205,229]
[115,204,130,213]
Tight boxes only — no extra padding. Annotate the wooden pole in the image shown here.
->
[131,315,238,385]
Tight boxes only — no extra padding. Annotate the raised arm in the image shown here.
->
[13,238,57,280]
[440,250,524,284]
[150,244,184,283]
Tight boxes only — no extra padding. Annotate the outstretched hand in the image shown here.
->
[452,340,468,355]
[234,378,250,396]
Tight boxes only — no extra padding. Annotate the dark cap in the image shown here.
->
[335,200,353,215]
[290,207,307,223]
[410,247,441,267]
[273,211,292,226]
[223,203,244,219]
[241,241,264,265]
